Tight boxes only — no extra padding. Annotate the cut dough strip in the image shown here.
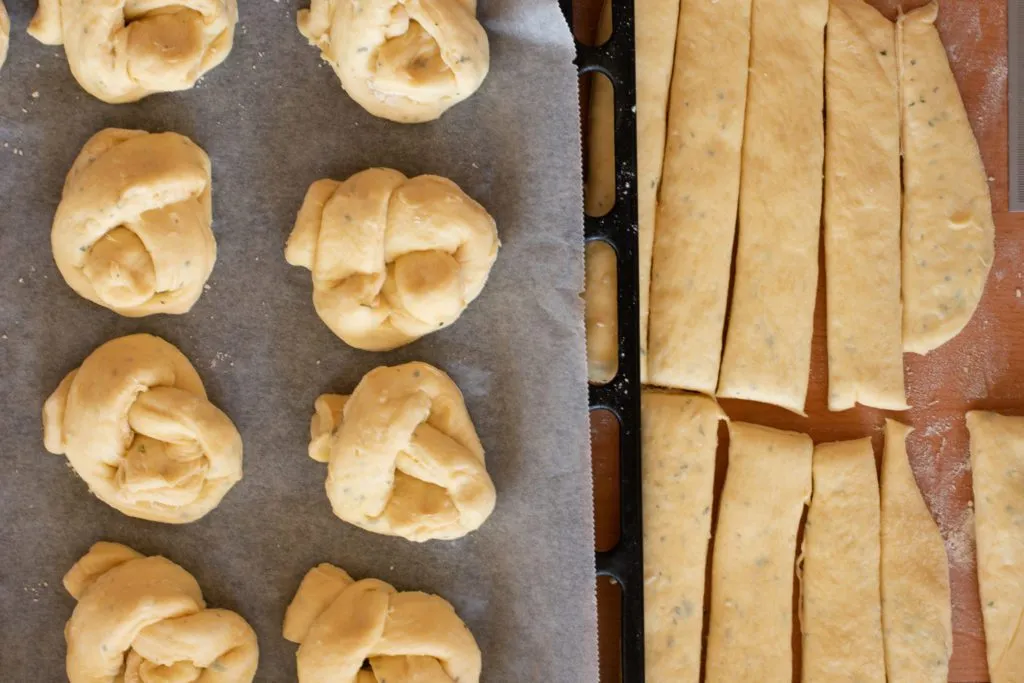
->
[717,0,828,414]
[824,0,907,411]
[880,419,952,682]
[647,0,750,394]
[802,438,885,682]
[705,422,812,682]
[966,411,1024,683]
[898,1,995,354]
[642,390,724,681]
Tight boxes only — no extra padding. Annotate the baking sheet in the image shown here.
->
[0,1,597,680]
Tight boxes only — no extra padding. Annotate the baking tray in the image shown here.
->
[560,0,646,680]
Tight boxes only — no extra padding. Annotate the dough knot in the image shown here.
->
[286,168,499,351]
[297,0,489,122]
[283,563,482,683]
[28,0,238,103]
[51,129,216,317]
[308,362,496,542]
[63,542,258,683]
[43,334,244,523]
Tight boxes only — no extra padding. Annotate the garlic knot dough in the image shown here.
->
[52,129,216,317]
[286,168,499,351]
[43,334,244,524]
[28,0,238,103]
[297,0,489,122]
[307,362,496,542]
[284,563,482,683]
[63,542,258,683]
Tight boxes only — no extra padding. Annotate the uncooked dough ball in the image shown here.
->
[286,168,499,351]
[43,334,244,524]
[28,0,237,103]
[0,2,9,71]
[307,362,496,542]
[64,542,259,683]
[297,0,489,122]
[284,563,481,683]
[52,128,216,317]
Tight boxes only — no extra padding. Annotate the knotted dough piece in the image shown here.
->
[297,0,489,122]
[308,362,496,542]
[0,1,9,71]
[43,334,243,523]
[284,563,482,683]
[52,128,216,317]
[286,168,499,351]
[64,541,258,683]
[28,0,237,103]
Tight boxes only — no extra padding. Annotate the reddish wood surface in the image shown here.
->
[586,1,1011,681]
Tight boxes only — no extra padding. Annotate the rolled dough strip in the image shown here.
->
[824,0,906,412]
[646,0,750,394]
[636,0,681,382]
[0,1,8,71]
[880,419,952,682]
[898,1,995,354]
[802,438,885,682]
[966,411,1024,683]
[705,422,812,682]
[717,0,827,414]
[642,390,724,682]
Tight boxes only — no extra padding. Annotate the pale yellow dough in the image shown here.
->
[802,438,885,682]
[898,1,995,354]
[646,0,749,394]
[824,0,907,411]
[880,419,951,682]
[28,0,237,103]
[284,563,481,683]
[308,361,495,542]
[642,390,724,682]
[43,334,244,524]
[298,0,488,123]
[0,2,9,71]
[717,0,827,414]
[286,168,499,352]
[51,128,216,317]
[64,541,258,683]
[965,411,1024,683]
[585,241,618,384]
[705,422,812,682]
[635,0,680,382]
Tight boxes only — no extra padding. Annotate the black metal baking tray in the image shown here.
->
[559,0,645,680]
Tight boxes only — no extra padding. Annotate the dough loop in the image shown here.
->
[297,0,489,122]
[308,362,496,542]
[286,168,499,351]
[28,0,237,103]
[64,541,258,683]
[52,128,216,317]
[284,563,482,683]
[43,334,244,524]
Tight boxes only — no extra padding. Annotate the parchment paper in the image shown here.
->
[0,0,597,680]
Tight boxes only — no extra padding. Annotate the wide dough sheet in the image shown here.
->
[641,390,723,682]
[717,0,827,414]
[646,0,748,395]
[823,0,906,411]
[0,0,597,679]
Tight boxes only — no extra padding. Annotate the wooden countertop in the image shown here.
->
[585,1,1011,681]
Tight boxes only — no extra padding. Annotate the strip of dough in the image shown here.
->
[880,419,952,682]
[636,0,681,382]
[642,390,724,682]
[898,1,995,354]
[824,0,906,411]
[802,438,885,682]
[646,0,751,394]
[705,422,812,682]
[965,411,1024,683]
[717,0,828,414]
[0,1,8,71]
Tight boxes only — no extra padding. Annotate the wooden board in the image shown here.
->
[586,1,1011,681]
